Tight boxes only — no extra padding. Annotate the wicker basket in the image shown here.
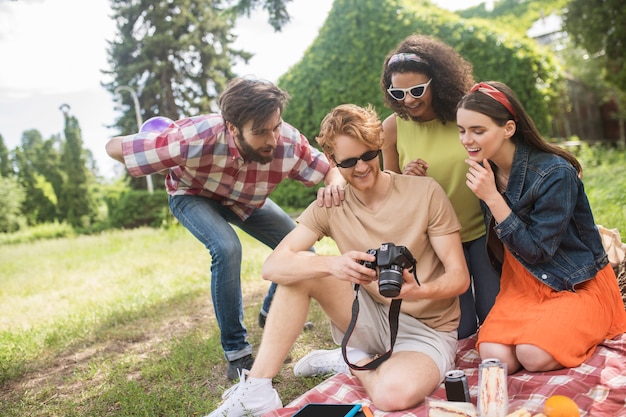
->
[598,225,626,308]
[617,255,626,308]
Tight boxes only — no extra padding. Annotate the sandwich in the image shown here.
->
[428,399,477,417]
[478,363,508,416]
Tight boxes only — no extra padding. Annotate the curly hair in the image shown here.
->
[380,35,474,123]
[315,104,383,157]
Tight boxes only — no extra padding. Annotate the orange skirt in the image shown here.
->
[477,248,626,367]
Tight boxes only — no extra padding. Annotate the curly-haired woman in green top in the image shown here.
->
[380,34,500,338]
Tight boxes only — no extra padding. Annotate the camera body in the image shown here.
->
[361,242,417,297]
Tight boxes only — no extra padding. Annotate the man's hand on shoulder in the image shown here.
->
[317,166,346,207]
[316,184,345,207]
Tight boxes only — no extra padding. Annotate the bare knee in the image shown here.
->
[362,355,439,411]
[368,378,425,411]
[516,344,562,372]
[479,342,521,374]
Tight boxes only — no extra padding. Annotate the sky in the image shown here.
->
[0,0,481,179]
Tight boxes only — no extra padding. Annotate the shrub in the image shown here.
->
[107,189,171,229]
[270,180,322,214]
[0,221,75,245]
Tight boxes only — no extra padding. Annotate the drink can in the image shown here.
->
[444,369,471,402]
[478,358,508,417]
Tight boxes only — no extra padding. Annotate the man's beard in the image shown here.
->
[235,132,275,164]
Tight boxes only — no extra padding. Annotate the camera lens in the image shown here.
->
[378,265,403,297]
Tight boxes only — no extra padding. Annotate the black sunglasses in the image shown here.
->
[332,150,381,169]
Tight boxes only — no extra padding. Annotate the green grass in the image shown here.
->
[576,145,626,234]
[0,144,624,416]
[0,225,339,416]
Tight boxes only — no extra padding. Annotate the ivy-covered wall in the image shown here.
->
[278,0,565,142]
[270,0,566,210]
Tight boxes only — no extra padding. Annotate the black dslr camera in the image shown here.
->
[361,242,419,297]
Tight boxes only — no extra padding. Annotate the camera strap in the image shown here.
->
[340,284,402,371]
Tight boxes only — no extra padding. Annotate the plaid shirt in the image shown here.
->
[122,114,331,220]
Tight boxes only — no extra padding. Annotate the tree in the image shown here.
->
[105,0,251,136]
[0,176,25,233]
[31,134,65,205]
[227,0,292,31]
[13,142,58,225]
[267,0,566,209]
[105,0,243,192]
[106,0,294,130]
[57,110,96,229]
[105,0,294,193]
[563,0,626,92]
[278,0,564,141]
[0,134,12,177]
[458,0,569,35]
[14,129,63,225]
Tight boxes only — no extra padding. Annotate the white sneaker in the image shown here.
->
[293,348,351,377]
[205,370,282,417]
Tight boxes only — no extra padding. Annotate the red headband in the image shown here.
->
[469,82,518,120]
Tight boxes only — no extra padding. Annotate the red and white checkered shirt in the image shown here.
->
[121,114,331,220]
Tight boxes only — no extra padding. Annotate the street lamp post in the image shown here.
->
[114,85,154,194]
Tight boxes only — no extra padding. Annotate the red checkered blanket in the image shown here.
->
[265,332,626,417]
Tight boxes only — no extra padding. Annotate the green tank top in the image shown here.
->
[396,116,484,242]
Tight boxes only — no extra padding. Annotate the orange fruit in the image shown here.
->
[544,395,580,417]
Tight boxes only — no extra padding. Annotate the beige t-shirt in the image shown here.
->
[297,171,462,332]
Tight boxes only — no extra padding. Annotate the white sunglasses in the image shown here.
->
[387,79,432,101]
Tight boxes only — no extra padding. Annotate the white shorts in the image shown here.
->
[330,288,457,381]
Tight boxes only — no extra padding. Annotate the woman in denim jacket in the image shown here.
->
[457,81,626,374]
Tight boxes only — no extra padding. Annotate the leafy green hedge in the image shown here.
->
[106,189,171,229]
[0,221,75,245]
[278,0,564,142]
[270,180,322,215]
[270,0,569,216]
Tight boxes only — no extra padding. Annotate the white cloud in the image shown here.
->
[230,0,333,82]
[0,0,116,96]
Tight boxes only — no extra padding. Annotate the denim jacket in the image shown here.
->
[483,141,608,291]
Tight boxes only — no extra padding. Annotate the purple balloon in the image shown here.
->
[140,116,176,133]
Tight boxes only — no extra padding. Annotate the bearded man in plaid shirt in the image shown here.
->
[105,78,344,380]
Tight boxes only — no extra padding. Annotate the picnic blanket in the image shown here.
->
[267,232,626,417]
[265,332,626,417]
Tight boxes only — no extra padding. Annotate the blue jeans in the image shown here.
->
[169,195,296,361]
[457,235,501,339]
